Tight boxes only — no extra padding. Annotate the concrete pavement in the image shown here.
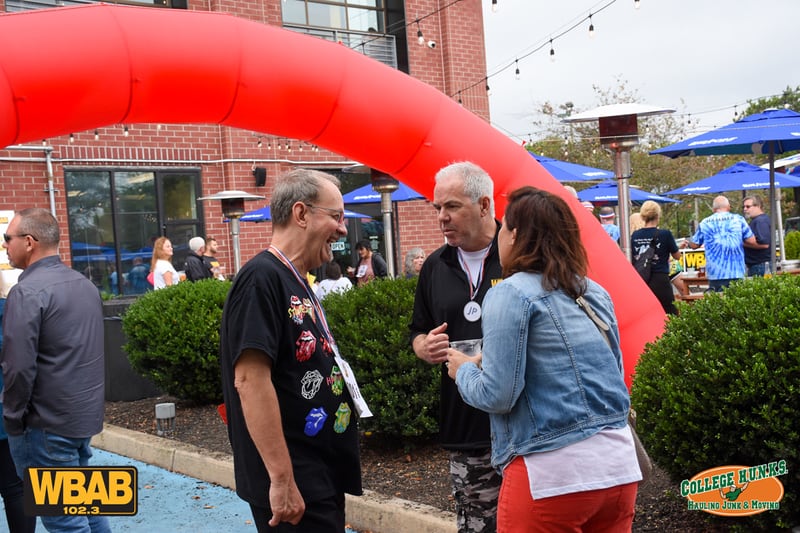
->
[92,424,457,533]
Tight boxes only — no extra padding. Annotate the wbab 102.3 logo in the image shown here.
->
[24,467,137,516]
[681,460,786,517]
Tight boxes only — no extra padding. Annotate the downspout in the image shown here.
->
[44,147,56,217]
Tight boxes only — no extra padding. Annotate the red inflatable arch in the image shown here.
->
[0,4,664,388]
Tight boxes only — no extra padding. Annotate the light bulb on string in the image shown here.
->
[588,14,595,38]
[491,0,498,13]
[549,39,555,62]
[69,133,75,143]
[94,129,99,141]
[515,59,520,80]
[257,138,262,148]
[123,125,129,137]
[634,0,640,9]
[156,123,162,131]
[485,82,491,96]
[42,139,47,147]
[416,21,424,46]
[457,91,463,105]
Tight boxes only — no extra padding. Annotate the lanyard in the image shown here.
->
[457,246,491,301]
[269,246,334,343]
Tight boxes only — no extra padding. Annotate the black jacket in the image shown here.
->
[185,252,213,281]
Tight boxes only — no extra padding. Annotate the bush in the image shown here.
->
[631,275,800,530]
[783,230,800,260]
[122,279,231,404]
[322,277,441,440]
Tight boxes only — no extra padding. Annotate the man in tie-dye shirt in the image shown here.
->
[682,195,756,291]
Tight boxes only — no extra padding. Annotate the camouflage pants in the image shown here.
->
[450,449,501,533]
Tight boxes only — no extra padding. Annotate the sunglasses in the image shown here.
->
[3,233,38,243]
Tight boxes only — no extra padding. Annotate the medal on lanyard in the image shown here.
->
[458,247,490,323]
[270,246,373,417]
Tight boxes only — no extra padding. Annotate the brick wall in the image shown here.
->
[0,0,489,274]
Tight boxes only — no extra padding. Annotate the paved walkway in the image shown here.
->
[1,448,359,532]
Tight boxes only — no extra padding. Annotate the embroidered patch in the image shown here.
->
[301,370,324,400]
[333,402,351,433]
[304,407,327,437]
[295,330,317,362]
[302,297,315,323]
[288,295,307,324]
[327,365,344,396]
[320,337,334,357]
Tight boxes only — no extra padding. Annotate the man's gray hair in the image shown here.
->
[434,161,495,218]
[271,169,341,227]
[712,195,730,211]
[16,207,59,246]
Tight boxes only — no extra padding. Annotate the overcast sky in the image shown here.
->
[481,0,799,143]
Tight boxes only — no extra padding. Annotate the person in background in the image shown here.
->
[0,274,36,533]
[315,261,352,300]
[682,195,756,291]
[410,161,502,533]
[629,212,645,233]
[562,185,578,198]
[347,239,388,285]
[581,200,594,213]
[203,236,226,280]
[598,206,620,243]
[219,169,364,532]
[151,236,179,289]
[185,236,213,282]
[631,201,681,315]
[447,187,640,532]
[1,208,109,533]
[403,247,425,279]
[742,194,771,277]
[127,256,150,294]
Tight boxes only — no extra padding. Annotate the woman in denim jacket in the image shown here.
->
[447,187,640,532]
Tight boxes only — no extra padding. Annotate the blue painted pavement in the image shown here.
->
[0,448,359,532]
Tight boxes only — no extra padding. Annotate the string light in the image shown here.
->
[69,133,75,143]
[457,91,463,105]
[549,39,555,62]
[123,125,129,137]
[416,21,424,46]
[42,139,47,146]
[515,59,520,80]
[156,123,162,131]
[485,81,491,96]
[94,129,99,141]
[491,0,498,13]
[634,0,640,9]
[588,14,595,37]
[257,138,262,148]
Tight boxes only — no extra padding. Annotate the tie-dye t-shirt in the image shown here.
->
[690,211,754,280]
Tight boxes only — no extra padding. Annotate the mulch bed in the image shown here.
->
[104,396,737,531]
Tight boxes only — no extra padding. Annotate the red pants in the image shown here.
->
[497,456,638,533]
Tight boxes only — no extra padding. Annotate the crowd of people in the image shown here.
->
[5,161,777,532]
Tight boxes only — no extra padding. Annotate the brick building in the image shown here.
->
[0,0,490,294]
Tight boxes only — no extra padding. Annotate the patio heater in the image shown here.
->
[198,190,264,274]
[564,104,674,261]
[371,169,399,278]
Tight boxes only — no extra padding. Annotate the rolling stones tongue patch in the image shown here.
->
[295,330,317,362]
[333,402,351,433]
[288,294,314,325]
[304,407,327,437]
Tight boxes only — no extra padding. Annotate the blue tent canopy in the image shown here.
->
[577,181,680,205]
[341,182,424,204]
[531,153,614,182]
[664,161,800,195]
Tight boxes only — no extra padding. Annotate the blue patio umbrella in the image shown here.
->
[238,205,371,222]
[531,153,614,182]
[651,108,800,271]
[663,161,800,195]
[341,182,425,204]
[577,180,680,205]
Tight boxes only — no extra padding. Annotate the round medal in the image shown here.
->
[463,301,481,322]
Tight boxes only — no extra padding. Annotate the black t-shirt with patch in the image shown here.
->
[220,250,362,506]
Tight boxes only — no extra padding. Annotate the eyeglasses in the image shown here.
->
[3,233,38,243]
[743,204,754,209]
[304,203,345,224]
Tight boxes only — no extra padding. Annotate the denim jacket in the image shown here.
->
[455,272,630,471]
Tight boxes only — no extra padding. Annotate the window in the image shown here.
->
[282,0,386,33]
[64,169,203,296]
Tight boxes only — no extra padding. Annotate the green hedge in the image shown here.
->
[122,279,230,404]
[631,275,800,530]
[322,277,441,440]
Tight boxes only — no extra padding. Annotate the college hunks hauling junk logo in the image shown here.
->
[681,461,786,516]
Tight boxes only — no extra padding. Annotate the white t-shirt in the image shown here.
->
[316,277,353,300]
[521,425,642,500]
[154,259,179,290]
